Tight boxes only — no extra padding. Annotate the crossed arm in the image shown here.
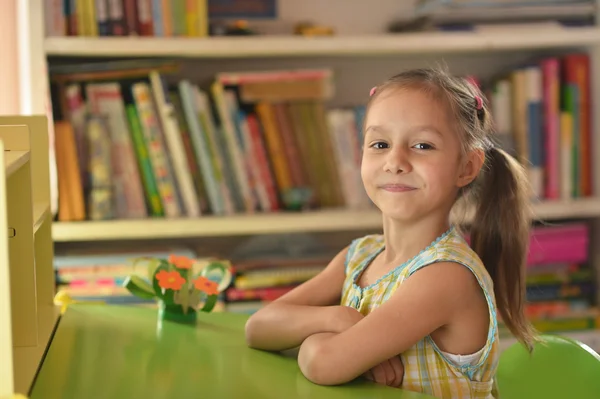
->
[296,262,471,385]
[245,246,475,386]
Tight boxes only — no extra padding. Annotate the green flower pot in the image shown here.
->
[158,301,197,325]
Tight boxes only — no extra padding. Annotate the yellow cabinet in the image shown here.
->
[0,116,59,397]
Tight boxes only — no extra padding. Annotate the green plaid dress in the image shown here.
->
[341,227,499,399]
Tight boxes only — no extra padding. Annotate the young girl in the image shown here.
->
[244,67,536,398]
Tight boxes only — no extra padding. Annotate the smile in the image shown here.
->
[380,184,417,193]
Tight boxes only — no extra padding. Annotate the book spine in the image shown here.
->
[171,0,187,36]
[150,71,200,217]
[211,81,255,212]
[541,58,561,200]
[151,0,163,36]
[245,114,279,211]
[237,111,270,212]
[85,116,115,220]
[107,0,126,35]
[178,80,225,215]
[169,92,210,214]
[123,0,138,34]
[225,90,259,212]
[195,88,237,214]
[66,0,78,35]
[125,104,164,216]
[136,0,153,35]
[564,54,592,196]
[255,101,292,202]
[45,0,67,36]
[132,82,182,217]
[525,66,544,199]
[161,0,173,35]
[185,0,198,36]
[95,0,110,35]
[85,83,148,218]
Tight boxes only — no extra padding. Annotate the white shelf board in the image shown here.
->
[52,198,600,242]
[531,197,600,220]
[4,151,29,178]
[51,209,384,242]
[44,26,600,58]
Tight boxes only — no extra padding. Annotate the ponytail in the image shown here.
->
[470,147,537,350]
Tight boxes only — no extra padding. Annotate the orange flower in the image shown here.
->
[156,270,186,290]
[169,254,194,269]
[194,277,219,296]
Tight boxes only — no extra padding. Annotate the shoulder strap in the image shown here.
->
[345,234,383,276]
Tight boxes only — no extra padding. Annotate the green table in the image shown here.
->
[30,304,434,398]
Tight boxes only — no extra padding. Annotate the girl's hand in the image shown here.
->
[363,356,404,388]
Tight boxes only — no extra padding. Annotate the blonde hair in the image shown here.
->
[366,67,537,351]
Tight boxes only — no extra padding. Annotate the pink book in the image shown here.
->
[465,223,588,266]
[527,223,588,266]
[541,58,561,199]
[246,114,280,211]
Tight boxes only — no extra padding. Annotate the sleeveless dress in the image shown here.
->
[340,226,499,399]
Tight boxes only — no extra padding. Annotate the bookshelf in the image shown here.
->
[52,209,383,242]
[0,116,59,397]
[35,0,600,238]
[44,25,600,58]
[51,197,600,242]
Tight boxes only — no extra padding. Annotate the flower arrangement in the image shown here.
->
[123,254,232,324]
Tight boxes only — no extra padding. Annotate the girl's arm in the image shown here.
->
[244,246,361,351]
[297,262,483,385]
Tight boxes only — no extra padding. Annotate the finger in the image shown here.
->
[388,356,404,387]
[371,364,387,385]
[363,370,374,381]
[381,360,396,386]
[392,357,405,387]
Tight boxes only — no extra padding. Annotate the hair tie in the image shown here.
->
[475,95,483,110]
[370,86,377,97]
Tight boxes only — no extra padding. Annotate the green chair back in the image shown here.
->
[497,334,600,399]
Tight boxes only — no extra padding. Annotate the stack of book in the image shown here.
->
[54,246,199,306]
[499,222,598,336]
[44,0,277,37]
[413,0,596,28]
[51,60,373,222]
[45,0,208,37]
[223,257,328,314]
[484,53,593,201]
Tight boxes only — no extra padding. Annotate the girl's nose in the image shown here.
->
[384,147,412,174]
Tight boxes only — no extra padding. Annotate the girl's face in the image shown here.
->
[361,87,482,222]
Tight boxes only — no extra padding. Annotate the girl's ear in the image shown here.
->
[457,148,485,188]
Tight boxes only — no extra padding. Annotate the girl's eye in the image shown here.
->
[413,143,434,150]
[370,142,389,149]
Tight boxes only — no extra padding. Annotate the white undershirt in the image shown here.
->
[440,346,486,366]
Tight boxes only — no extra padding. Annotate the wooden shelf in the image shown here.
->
[33,204,50,233]
[532,197,600,220]
[44,26,600,58]
[52,198,600,242]
[52,209,383,242]
[12,305,60,394]
[4,151,29,177]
